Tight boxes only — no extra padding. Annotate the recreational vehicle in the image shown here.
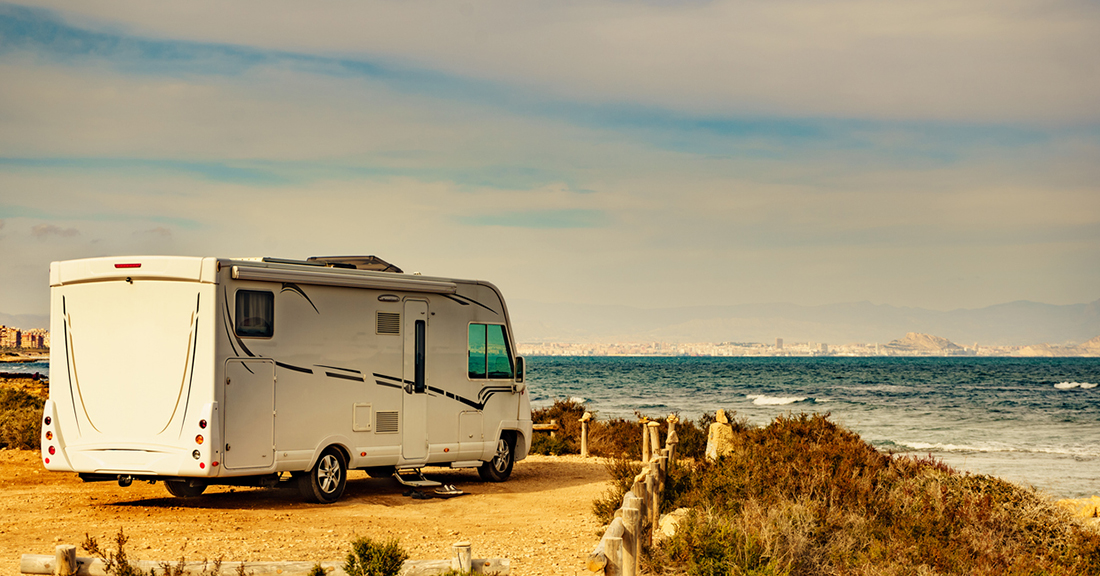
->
[42,255,532,503]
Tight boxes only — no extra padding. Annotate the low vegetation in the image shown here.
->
[343,537,408,576]
[0,386,45,450]
[82,530,411,576]
[576,408,1100,576]
[530,399,715,460]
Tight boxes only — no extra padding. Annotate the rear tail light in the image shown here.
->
[195,435,204,445]
[114,263,141,269]
[45,431,52,440]
[48,446,55,455]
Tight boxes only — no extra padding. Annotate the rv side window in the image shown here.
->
[468,324,486,378]
[468,323,514,379]
[487,324,514,378]
[235,290,274,338]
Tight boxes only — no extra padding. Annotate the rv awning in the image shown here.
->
[231,265,457,294]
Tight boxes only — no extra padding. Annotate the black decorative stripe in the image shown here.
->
[442,294,470,306]
[276,362,313,374]
[373,372,413,385]
[427,386,484,409]
[281,283,319,314]
[220,289,241,357]
[478,386,513,401]
[374,380,403,390]
[326,371,365,382]
[448,293,498,314]
[318,364,362,374]
[62,296,81,436]
[180,293,201,427]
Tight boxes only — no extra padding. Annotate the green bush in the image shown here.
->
[0,388,45,449]
[529,432,573,456]
[343,537,407,576]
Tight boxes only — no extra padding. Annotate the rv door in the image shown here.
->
[401,300,429,461]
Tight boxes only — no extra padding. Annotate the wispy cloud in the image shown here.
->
[459,209,609,229]
[31,223,78,238]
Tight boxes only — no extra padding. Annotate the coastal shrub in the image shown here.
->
[530,432,572,456]
[343,537,407,576]
[82,529,226,576]
[592,458,644,524]
[636,413,1100,576]
[0,387,44,450]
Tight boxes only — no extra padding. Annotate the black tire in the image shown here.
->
[298,447,348,503]
[164,480,207,498]
[364,466,397,479]
[478,433,515,482]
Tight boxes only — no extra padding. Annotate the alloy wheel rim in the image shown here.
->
[318,454,341,493]
[493,439,510,473]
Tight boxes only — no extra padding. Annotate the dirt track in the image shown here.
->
[0,450,611,576]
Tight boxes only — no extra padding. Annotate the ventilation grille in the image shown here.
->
[376,411,399,434]
[376,312,400,335]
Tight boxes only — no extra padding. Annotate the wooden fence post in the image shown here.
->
[580,412,592,458]
[648,422,661,459]
[623,497,642,576]
[549,419,558,439]
[54,545,76,576]
[640,419,650,463]
[666,414,679,462]
[451,541,472,573]
[605,537,623,576]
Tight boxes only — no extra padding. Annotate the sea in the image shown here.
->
[527,356,1100,500]
[12,357,1097,498]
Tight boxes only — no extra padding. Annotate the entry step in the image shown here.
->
[393,468,442,488]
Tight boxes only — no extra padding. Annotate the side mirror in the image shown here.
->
[513,356,525,393]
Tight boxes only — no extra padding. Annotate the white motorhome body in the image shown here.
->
[43,255,532,502]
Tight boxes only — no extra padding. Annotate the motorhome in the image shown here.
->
[42,255,532,503]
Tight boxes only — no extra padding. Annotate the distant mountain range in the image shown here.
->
[508,299,1100,346]
[0,312,48,330]
[5,298,1099,347]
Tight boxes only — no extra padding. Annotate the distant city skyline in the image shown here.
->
[1,2,1097,319]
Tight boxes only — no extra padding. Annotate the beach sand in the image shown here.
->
[0,449,611,576]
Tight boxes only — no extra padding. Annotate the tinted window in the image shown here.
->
[468,324,486,378]
[486,324,514,379]
[235,290,274,338]
[468,323,513,379]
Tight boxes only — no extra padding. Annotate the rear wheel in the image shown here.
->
[164,480,207,498]
[298,447,348,503]
[478,433,515,482]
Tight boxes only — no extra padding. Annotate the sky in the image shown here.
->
[1,0,1098,321]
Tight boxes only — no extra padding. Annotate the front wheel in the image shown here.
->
[478,434,515,482]
[298,447,348,503]
[164,480,207,498]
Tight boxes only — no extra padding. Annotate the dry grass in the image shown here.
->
[575,409,1100,576]
[0,385,45,450]
[641,413,1100,576]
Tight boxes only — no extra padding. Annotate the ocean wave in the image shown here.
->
[747,394,810,406]
[569,396,588,404]
[1054,382,1097,390]
[888,440,1099,458]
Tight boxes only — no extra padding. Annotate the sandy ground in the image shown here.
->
[0,450,612,576]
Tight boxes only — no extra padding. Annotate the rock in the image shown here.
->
[654,508,691,543]
[705,420,734,461]
[1056,495,1100,519]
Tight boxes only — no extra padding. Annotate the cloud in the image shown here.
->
[459,209,609,229]
[12,0,1100,123]
[31,223,79,238]
[133,226,171,238]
